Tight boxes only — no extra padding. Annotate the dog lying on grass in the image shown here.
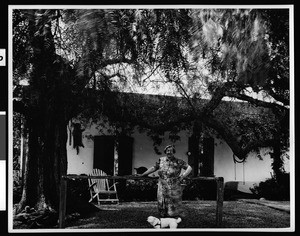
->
[147,216,182,229]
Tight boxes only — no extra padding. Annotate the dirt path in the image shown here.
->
[238,199,290,213]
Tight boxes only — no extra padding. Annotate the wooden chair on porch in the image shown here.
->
[88,169,119,205]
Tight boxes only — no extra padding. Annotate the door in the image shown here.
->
[188,136,200,176]
[200,137,214,176]
[93,136,115,175]
[118,136,134,176]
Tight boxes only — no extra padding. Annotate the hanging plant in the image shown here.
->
[72,123,85,154]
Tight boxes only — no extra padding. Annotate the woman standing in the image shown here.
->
[139,145,192,218]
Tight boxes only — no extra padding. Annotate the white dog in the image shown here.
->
[147,216,182,229]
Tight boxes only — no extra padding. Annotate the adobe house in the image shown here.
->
[66,92,290,188]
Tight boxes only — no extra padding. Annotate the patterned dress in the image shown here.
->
[154,156,189,218]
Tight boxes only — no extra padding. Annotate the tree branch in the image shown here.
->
[99,57,135,68]
[142,61,163,84]
[170,77,198,117]
[203,114,275,160]
[267,88,289,106]
[201,83,229,115]
[225,91,288,111]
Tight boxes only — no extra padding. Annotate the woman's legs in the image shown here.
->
[157,181,185,218]
[157,182,168,217]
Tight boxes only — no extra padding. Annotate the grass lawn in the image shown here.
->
[65,200,290,230]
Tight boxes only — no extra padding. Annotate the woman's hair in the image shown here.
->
[164,144,176,154]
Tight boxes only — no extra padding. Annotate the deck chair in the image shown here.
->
[88,169,119,205]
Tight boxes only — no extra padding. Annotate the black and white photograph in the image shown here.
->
[7,4,294,233]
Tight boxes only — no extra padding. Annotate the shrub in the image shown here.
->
[117,178,217,201]
[66,176,100,215]
[250,173,290,200]
[183,179,217,200]
[117,179,157,201]
[67,175,91,202]
[65,177,219,203]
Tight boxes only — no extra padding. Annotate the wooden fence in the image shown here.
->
[58,175,224,228]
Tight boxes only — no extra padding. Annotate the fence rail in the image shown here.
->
[59,175,224,228]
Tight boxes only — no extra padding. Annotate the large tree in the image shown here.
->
[187,9,289,169]
[13,8,290,217]
[13,9,142,213]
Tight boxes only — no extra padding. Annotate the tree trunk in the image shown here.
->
[17,109,68,214]
[43,113,68,210]
[18,120,43,212]
[15,9,71,214]
[188,120,202,177]
[271,139,284,180]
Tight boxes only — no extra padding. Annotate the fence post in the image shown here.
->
[59,176,67,228]
[216,177,224,227]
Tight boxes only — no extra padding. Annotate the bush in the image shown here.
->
[117,179,157,201]
[183,179,217,200]
[65,177,219,203]
[66,176,100,215]
[117,178,217,201]
[67,175,91,202]
[223,181,258,201]
[250,173,290,200]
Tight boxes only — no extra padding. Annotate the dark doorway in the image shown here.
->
[118,136,134,176]
[93,136,115,175]
[200,137,215,177]
[188,136,200,176]
[93,135,134,176]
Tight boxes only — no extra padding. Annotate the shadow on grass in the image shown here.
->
[65,200,290,229]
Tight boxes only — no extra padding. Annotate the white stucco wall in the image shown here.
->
[214,139,269,183]
[214,139,290,183]
[67,120,290,184]
[67,119,113,175]
[67,122,190,176]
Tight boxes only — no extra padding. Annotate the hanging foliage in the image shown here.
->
[72,123,85,155]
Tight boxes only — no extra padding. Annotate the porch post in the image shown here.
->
[216,177,224,227]
[59,176,67,228]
